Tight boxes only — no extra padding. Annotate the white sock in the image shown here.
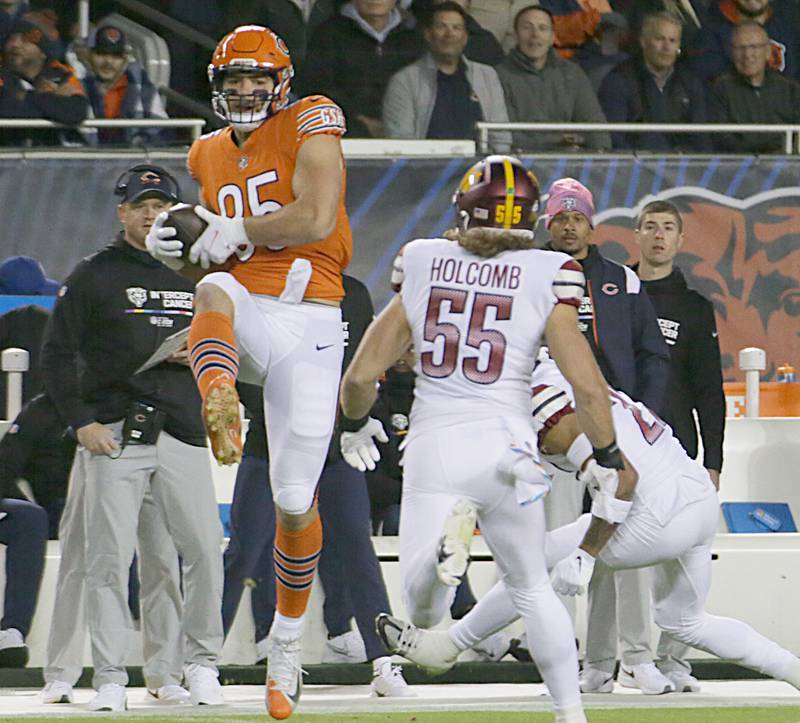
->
[270,612,304,641]
[372,656,392,674]
[555,703,587,723]
[449,581,517,651]
[784,658,800,689]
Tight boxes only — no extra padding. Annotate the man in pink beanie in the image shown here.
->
[546,178,595,235]
[542,177,675,696]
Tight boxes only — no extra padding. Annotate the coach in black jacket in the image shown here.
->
[633,199,725,489]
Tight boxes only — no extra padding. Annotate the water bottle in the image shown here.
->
[776,363,796,383]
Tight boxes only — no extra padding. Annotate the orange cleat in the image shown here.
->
[203,377,242,465]
[265,636,302,719]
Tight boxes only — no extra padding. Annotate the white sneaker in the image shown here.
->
[436,499,477,586]
[146,684,191,704]
[664,669,701,693]
[578,665,614,693]
[87,683,127,712]
[617,663,675,695]
[41,680,74,704]
[321,629,367,663]
[184,663,224,705]
[0,628,28,667]
[266,634,303,719]
[371,656,415,697]
[375,613,460,675]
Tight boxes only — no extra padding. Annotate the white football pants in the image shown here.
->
[454,485,799,682]
[198,272,343,515]
[545,468,655,671]
[400,418,582,712]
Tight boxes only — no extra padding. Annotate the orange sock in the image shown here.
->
[274,513,323,619]
[188,311,239,401]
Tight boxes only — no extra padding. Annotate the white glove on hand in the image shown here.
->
[340,417,389,472]
[578,458,620,500]
[189,206,248,269]
[550,548,595,596]
[145,210,184,270]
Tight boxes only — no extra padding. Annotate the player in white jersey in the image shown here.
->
[377,354,800,694]
[340,155,640,723]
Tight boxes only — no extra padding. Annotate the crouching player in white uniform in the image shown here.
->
[339,155,640,723]
[378,354,800,694]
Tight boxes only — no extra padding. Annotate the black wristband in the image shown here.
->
[592,441,624,470]
[340,413,369,432]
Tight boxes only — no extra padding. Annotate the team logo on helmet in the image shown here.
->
[208,25,294,131]
[139,171,161,185]
[453,155,540,231]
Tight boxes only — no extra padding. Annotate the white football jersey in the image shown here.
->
[531,357,714,523]
[399,237,584,435]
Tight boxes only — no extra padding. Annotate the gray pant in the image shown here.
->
[544,469,655,671]
[43,443,190,689]
[585,563,654,672]
[84,428,224,688]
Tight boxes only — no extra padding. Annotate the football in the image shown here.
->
[163,204,231,282]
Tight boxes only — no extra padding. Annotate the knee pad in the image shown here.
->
[274,484,315,516]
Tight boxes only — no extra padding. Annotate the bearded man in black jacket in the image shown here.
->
[633,199,725,490]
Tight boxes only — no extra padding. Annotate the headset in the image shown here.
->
[113,164,181,202]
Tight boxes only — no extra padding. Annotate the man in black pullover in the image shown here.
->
[633,199,725,489]
[633,198,726,694]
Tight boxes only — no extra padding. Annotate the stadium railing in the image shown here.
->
[476,122,800,155]
[0,118,207,141]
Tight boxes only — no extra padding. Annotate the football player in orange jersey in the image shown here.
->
[145,25,352,720]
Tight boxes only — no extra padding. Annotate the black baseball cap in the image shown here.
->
[91,25,127,54]
[116,165,180,203]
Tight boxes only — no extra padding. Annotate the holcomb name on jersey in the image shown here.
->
[430,255,523,290]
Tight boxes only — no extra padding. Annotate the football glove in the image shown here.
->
[550,548,595,596]
[145,210,184,271]
[340,417,389,472]
[189,206,249,269]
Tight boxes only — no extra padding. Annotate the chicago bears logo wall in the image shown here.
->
[592,187,800,381]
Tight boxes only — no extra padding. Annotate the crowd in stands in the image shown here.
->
[1,0,799,150]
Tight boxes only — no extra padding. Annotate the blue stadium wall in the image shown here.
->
[1,155,798,379]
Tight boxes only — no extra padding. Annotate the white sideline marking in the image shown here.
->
[0,680,798,717]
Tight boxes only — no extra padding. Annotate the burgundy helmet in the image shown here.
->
[453,155,540,231]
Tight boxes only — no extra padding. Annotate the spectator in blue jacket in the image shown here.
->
[81,25,168,146]
[598,11,711,151]
[542,177,672,697]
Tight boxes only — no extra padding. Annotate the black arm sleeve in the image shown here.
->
[688,300,726,471]
[632,285,671,415]
[40,264,96,431]
[29,90,89,126]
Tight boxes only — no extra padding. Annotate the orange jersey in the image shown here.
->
[187,95,352,300]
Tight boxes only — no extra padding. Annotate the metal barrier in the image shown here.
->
[475,122,800,155]
[0,118,207,141]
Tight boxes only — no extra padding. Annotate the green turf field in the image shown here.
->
[2,708,799,723]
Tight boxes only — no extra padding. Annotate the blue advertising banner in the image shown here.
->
[1,155,798,379]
